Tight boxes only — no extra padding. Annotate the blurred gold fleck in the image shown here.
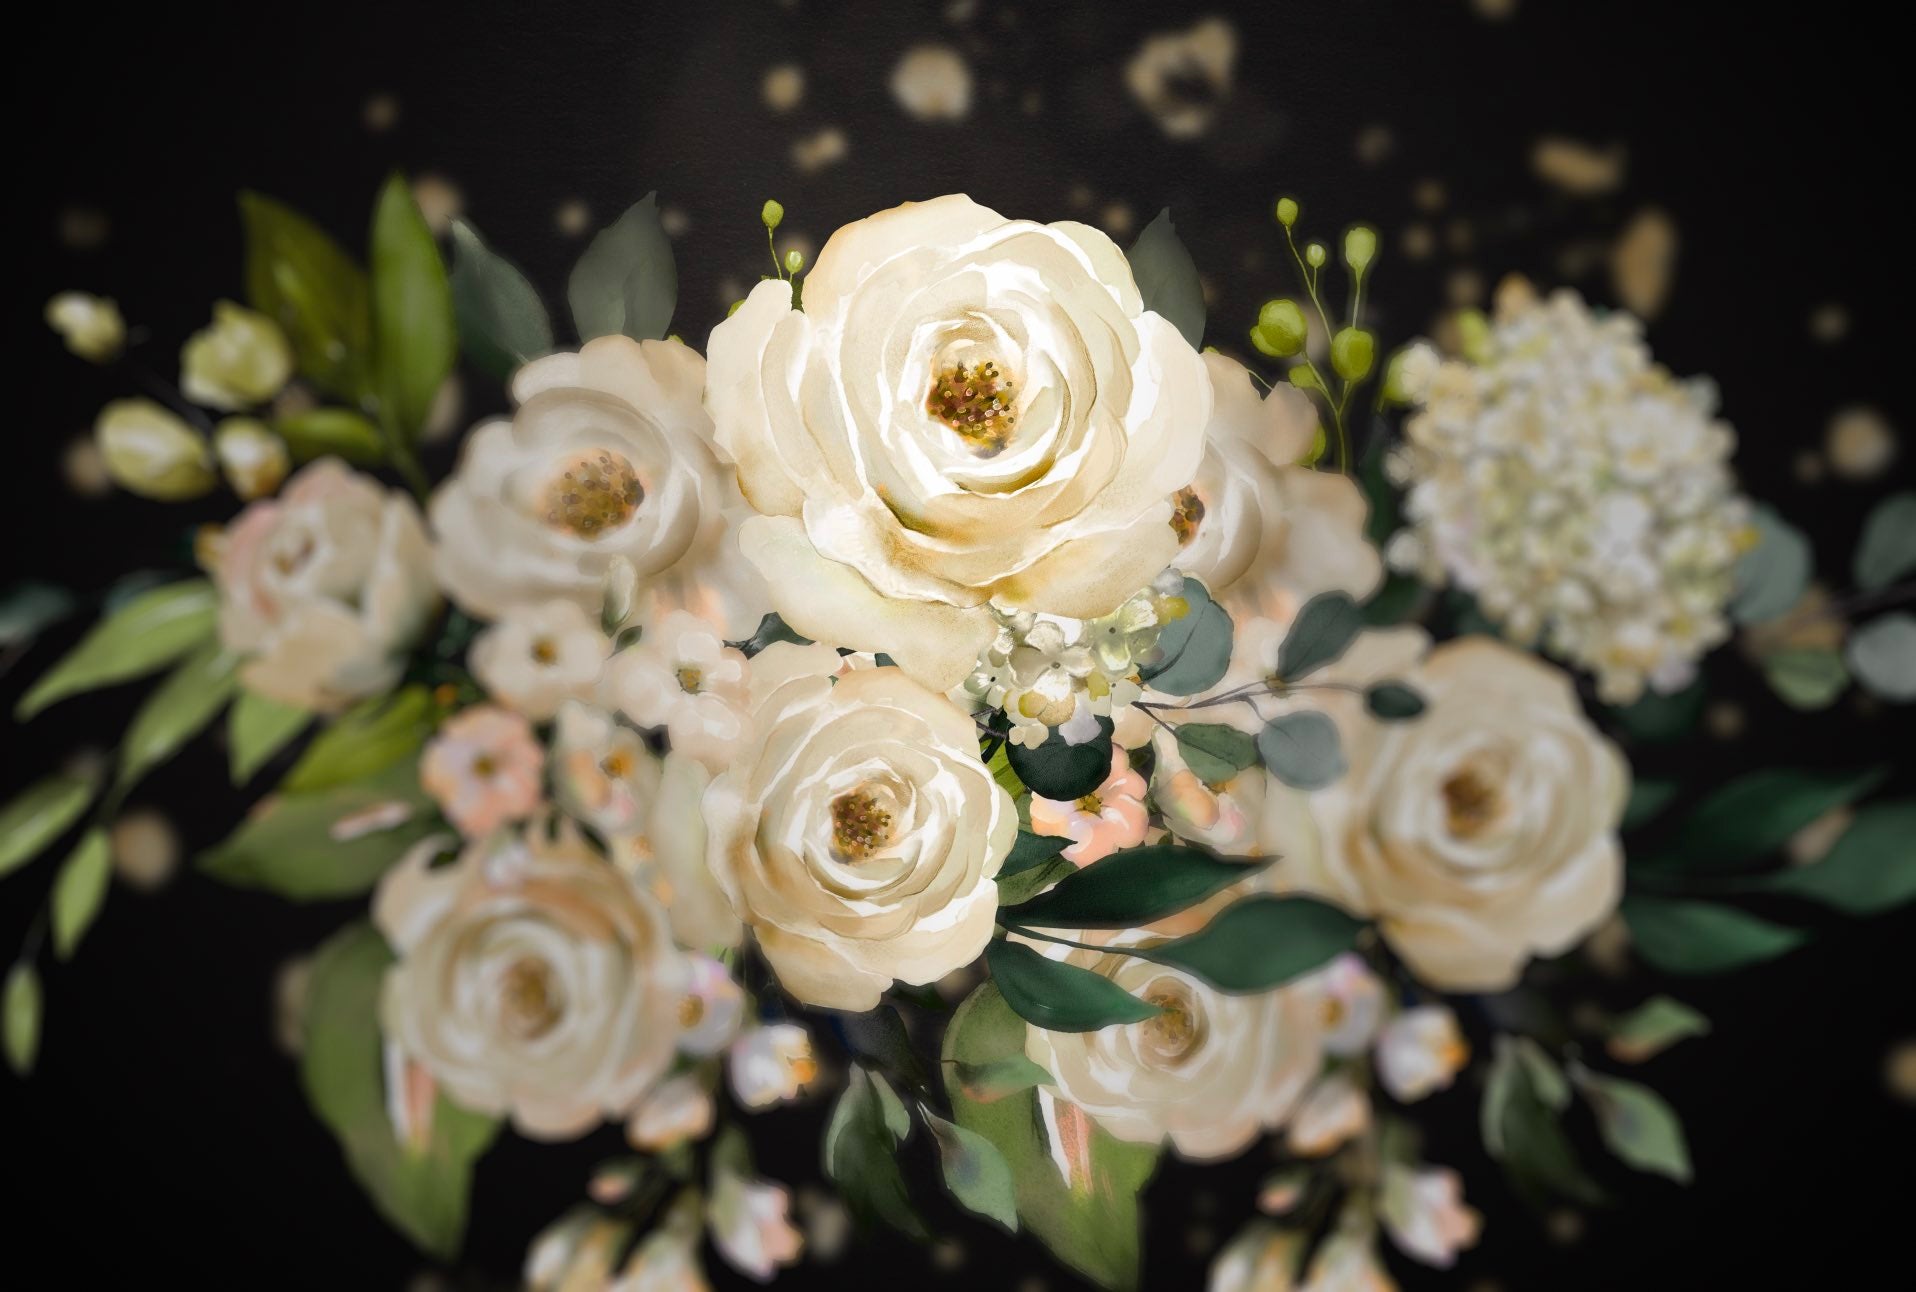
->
[1584,913,1632,978]
[1413,179,1447,212]
[63,434,113,497]
[1808,303,1849,344]
[792,126,849,173]
[1401,223,1436,261]
[1447,269,1485,307]
[1021,89,1044,116]
[762,63,806,113]
[409,174,463,238]
[1125,18,1238,140]
[1546,1209,1585,1245]
[1471,0,1519,19]
[362,93,400,133]
[1705,700,1745,740]
[661,206,691,238]
[109,809,180,891]
[1788,806,1854,867]
[1612,206,1678,319]
[1793,450,1825,484]
[1101,203,1136,238]
[57,205,111,250]
[1356,124,1394,166]
[1067,184,1095,211]
[892,45,974,122]
[931,1238,967,1270]
[1533,136,1627,195]
[717,275,746,306]
[1185,1223,1215,1255]
[272,382,319,420]
[422,375,465,445]
[1825,406,1898,480]
[795,1185,852,1262]
[1886,1039,1916,1103]
[1446,218,1475,254]
[556,200,592,237]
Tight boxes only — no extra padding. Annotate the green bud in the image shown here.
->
[1455,309,1493,364]
[1302,423,1328,466]
[1331,327,1376,382]
[784,249,805,274]
[761,200,784,230]
[1253,299,1308,357]
[1343,226,1378,275]
[1305,242,1327,269]
[1289,365,1324,392]
[1381,346,1427,406]
[1249,326,1287,360]
[1274,197,1299,228]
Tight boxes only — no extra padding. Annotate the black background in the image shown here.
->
[4,1,1913,1288]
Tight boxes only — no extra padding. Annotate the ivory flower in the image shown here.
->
[1209,1224,1306,1292]
[45,291,125,362]
[707,1168,803,1283]
[214,459,438,712]
[1029,746,1149,865]
[1300,1230,1398,1292]
[1286,1071,1371,1157]
[94,398,216,500]
[1374,1005,1469,1103]
[375,826,689,1139]
[1380,1164,1481,1268]
[213,418,291,500]
[626,1073,715,1151]
[431,335,765,634]
[601,610,752,770]
[419,705,545,837]
[706,194,1211,690]
[180,300,293,410]
[549,701,662,837]
[471,599,612,720]
[631,750,748,953]
[705,652,1016,1011]
[676,955,745,1056]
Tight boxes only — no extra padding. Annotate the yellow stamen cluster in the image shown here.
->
[927,359,1016,454]
[543,450,643,537]
[830,789,894,862]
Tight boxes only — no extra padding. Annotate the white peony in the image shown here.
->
[706,194,1212,689]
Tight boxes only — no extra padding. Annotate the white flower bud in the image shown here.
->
[213,418,291,500]
[180,300,293,410]
[94,398,216,500]
[45,292,125,363]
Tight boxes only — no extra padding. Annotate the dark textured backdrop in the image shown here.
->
[5,1,1913,1287]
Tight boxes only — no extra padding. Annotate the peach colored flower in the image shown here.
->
[419,705,544,836]
[707,1168,803,1282]
[1380,1164,1481,1268]
[1029,747,1149,866]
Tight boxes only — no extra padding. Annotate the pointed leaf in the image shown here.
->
[4,963,41,1077]
[1001,844,1265,930]
[449,218,552,380]
[1621,895,1808,974]
[370,173,457,440]
[1853,492,1916,591]
[1277,592,1364,681]
[986,939,1159,1033]
[568,192,677,342]
[15,580,217,719]
[238,191,372,400]
[116,643,239,791]
[1126,208,1204,350]
[925,1108,1019,1232]
[1572,1066,1693,1183]
[1137,576,1231,696]
[51,829,112,960]
[1257,710,1346,789]
[1136,895,1364,993]
[229,691,314,784]
[0,775,96,878]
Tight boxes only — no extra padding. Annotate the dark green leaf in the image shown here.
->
[1360,572,1422,626]
[1605,996,1710,1063]
[1001,830,1072,877]
[1174,723,1259,784]
[238,191,372,400]
[1854,492,1916,591]
[1138,576,1232,696]
[370,174,457,440]
[1743,798,1916,914]
[15,579,217,719]
[1637,766,1887,876]
[4,963,41,1077]
[1481,1037,1605,1206]
[116,643,239,791]
[1609,678,1705,745]
[568,192,677,342]
[1126,208,1204,350]
[1731,505,1811,624]
[1001,844,1263,930]
[448,218,552,380]
[839,1003,931,1095]
[925,1108,1019,1232]
[986,939,1159,1033]
[1136,895,1364,993]
[1277,592,1363,681]
[1364,681,1425,720]
[1622,778,1681,831]
[1006,718,1113,802]
[0,582,77,648]
[50,829,111,960]
[0,775,96,878]
[1621,895,1808,974]
[823,1066,926,1239]
[275,408,387,466]
[1257,711,1346,789]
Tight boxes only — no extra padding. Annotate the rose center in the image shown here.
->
[830,789,895,862]
[927,358,1017,456]
[542,449,643,537]
[1140,988,1204,1065]
[1076,793,1104,814]
[499,956,564,1041]
[1441,764,1506,840]
[531,636,558,665]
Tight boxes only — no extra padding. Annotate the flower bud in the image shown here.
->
[1289,365,1324,393]
[95,399,216,500]
[180,301,293,411]
[784,248,806,274]
[1253,298,1308,357]
[1343,225,1378,275]
[1305,241,1328,269]
[45,292,125,363]
[1331,327,1376,382]
[761,199,785,230]
[1274,197,1299,228]
[214,418,291,500]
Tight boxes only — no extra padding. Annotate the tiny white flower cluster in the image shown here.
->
[1387,288,1753,703]
[962,571,1187,748]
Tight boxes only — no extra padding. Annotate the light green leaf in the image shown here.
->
[1732,504,1812,624]
[1481,1036,1605,1205]
[117,644,239,791]
[1126,207,1205,350]
[568,192,677,342]
[0,775,96,878]
[1746,799,1916,914]
[1258,710,1346,789]
[944,1053,1054,1104]
[1278,591,1364,681]
[1137,895,1364,993]
[1137,576,1232,696]
[275,408,387,465]
[1621,895,1808,974]
[301,922,499,1258]
[1853,492,1916,591]
[1001,843,1265,930]
[449,218,552,379]
[4,963,41,1077]
[1635,766,1887,876]
[370,174,457,440]
[1174,723,1259,784]
[1846,613,1916,702]
[823,1065,926,1239]
[229,691,314,783]
[15,579,217,719]
[50,829,112,960]
[283,686,436,793]
[1571,1065,1693,1183]
[239,191,372,400]
[1763,647,1849,710]
[925,1107,1019,1232]
[987,939,1159,1033]
[1605,996,1710,1063]
[0,582,76,648]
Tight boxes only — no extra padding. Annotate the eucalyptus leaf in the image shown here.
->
[1845,613,1916,702]
[50,829,111,960]
[568,192,677,342]
[1006,718,1113,802]
[1621,895,1808,974]
[116,643,239,791]
[1126,208,1205,350]
[1853,491,1916,591]
[1571,1066,1692,1183]
[229,692,314,784]
[1277,592,1363,681]
[1174,723,1259,784]
[1762,647,1849,710]
[449,218,552,380]
[370,174,457,440]
[823,1066,926,1239]
[238,191,372,400]
[275,408,387,466]
[1364,681,1426,720]
[1731,505,1812,624]
[4,963,41,1077]
[15,579,217,720]
[1136,895,1364,993]
[1481,1036,1606,1205]
[1001,844,1265,930]
[925,1108,1019,1232]
[1137,576,1232,696]
[986,939,1159,1033]
[1744,798,1916,914]
[1257,711,1346,789]
[0,775,96,878]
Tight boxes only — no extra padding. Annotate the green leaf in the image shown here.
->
[1361,572,1423,627]
[50,829,111,960]
[449,219,552,380]
[1001,844,1264,930]
[568,192,677,342]
[0,582,77,648]
[1762,647,1849,710]
[823,1066,926,1239]
[1621,895,1808,974]
[283,686,436,793]
[1853,492,1916,591]
[198,760,441,900]
[229,691,314,784]
[1364,681,1426,720]
[275,408,387,465]
[1605,996,1710,1063]
[1137,576,1232,696]
[925,1107,1019,1232]
[1481,1037,1605,1205]
[1745,799,1916,914]
[370,174,457,441]
[1278,592,1364,681]
[1731,504,1812,624]
[300,923,499,1258]
[4,963,41,1077]
[0,775,95,878]
[943,984,1158,1291]
[1174,723,1259,784]
[1126,207,1205,351]
[116,643,239,792]
[15,579,217,719]
[1622,777,1681,831]
[1609,678,1705,745]
[1846,613,1916,702]
[238,190,372,400]
[1006,718,1113,802]
[945,1053,1054,1104]
[1257,711,1346,789]
[997,833,1077,905]
[1136,895,1364,993]
[987,939,1159,1033]
[1638,766,1887,876]
[1570,1066,1692,1183]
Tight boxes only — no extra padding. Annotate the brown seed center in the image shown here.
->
[927,358,1017,455]
[830,789,895,862]
[543,449,643,537]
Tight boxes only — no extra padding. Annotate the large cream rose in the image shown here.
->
[703,647,1016,1010]
[1022,931,1325,1160]
[215,458,437,712]
[705,194,1212,689]
[431,335,765,637]
[374,824,689,1139]
[1177,352,1383,625]
[1281,630,1627,991]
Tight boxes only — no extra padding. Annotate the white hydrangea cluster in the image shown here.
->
[962,571,1186,748]
[1386,288,1753,703]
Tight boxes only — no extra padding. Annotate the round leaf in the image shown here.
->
[1258,711,1347,789]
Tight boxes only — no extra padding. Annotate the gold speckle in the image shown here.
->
[762,63,805,113]
[1826,406,1898,480]
[830,789,894,861]
[1532,136,1627,196]
[542,449,643,537]
[927,359,1017,454]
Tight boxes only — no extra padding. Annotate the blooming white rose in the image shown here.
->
[1022,930,1324,1160]
[214,458,437,712]
[95,398,216,500]
[705,650,1016,1011]
[374,825,689,1139]
[706,194,1212,689]
[180,300,293,409]
[1286,1070,1371,1157]
[1280,629,1628,991]
[431,335,766,634]
[471,599,611,720]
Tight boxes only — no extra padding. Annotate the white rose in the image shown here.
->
[706,194,1212,689]
[705,651,1016,1010]
[1177,353,1382,625]
[1281,630,1628,991]
[1022,930,1324,1160]
[374,825,689,1139]
[180,300,293,410]
[471,599,611,720]
[214,458,438,712]
[431,335,766,635]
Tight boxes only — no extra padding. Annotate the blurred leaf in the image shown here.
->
[1258,711,1346,790]
[1360,572,1422,626]
[229,691,314,784]
[945,1053,1054,1104]
[15,579,217,719]
[1621,895,1808,974]
[838,1003,930,1095]
[1364,681,1426,720]
[275,408,387,466]
[1845,613,1916,702]
[1175,723,1259,783]
[1743,798,1916,914]
[50,829,111,960]
[1002,844,1264,930]
[1138,576,1232,696]
[0,775,95,878]
[1006,717,1113,802]
[1126,207,1204,350]
[1634,766,1887,876]
[116,643,239,792]
[300,922,499,1258]
[986,939,1158,1033]
[1609,679,1705,745]
[370,174,457,440]
[1481,1037,1605,1206]
[283,686,436,793]
[1731,505,1811,624]
[4,963,41,1077]
[1278,592,1364,681]
[1621,777,1680,831]
[238,191,372,400]
[997,856,1077,907]
[823,1065,926,1239]
[1762,648,1849,710]
[448,219,552,380]
[1570,1065,1692,1183]
[568,192,677,342]
[1136,895,1364,993]
[1853,492,1916,591]
[925,1108,1019,1232]
[1605,996,1710,1064]
[0,582,77,648]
